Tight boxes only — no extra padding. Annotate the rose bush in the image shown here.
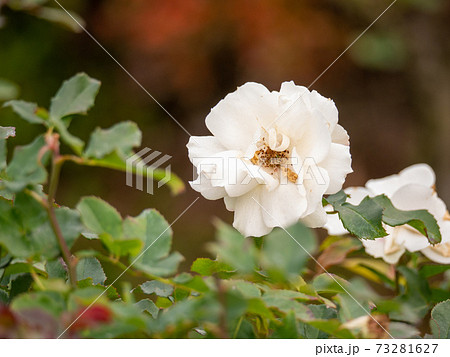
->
[0,74,449,339]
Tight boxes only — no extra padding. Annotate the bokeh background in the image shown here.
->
[1,0,449,270]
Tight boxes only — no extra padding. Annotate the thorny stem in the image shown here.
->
[45,139,77,288]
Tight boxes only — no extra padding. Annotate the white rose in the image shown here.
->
[187,81,352,237]
[325,164,450,264]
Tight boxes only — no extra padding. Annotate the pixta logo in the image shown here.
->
[126,148,172,195]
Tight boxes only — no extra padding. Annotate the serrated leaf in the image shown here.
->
[420,265,450,279]
[76,257,106,285]
[99,233,143,257]
[233,281,261,299]
[46,259,67,280]
[312,273,348,294]
[0,193,82,259]
[135,299,159,318]
[327,191,387,239]
[123,209,182,277]
[373,194,441,244]
[3,136,49,192]
[262,222,317,281]
[49,73,100,119]
[84,121,142,159]
[77,197,123,238]
[191,258,233,276]
[208,221,257,274]
[298,305,339,338]
[140,280,174,297]
[3,100,46,124]
[430,299,450,338]
[262,290,313,321]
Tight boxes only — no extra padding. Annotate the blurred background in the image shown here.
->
[1,0,449,270]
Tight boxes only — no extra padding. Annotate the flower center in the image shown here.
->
[250,128,298,183]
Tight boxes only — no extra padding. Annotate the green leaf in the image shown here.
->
[430,299,450,338]
[51,117,85,155]
[396,266,431,321]
[11,291,66,318]
[3,136,49,192]
[191,258,234,276]
[123,209,183,277]
[327,192,387,239]
[76,257,106,285]
[233,281,261,299]
[46,259,67,280]
[420,265,450,279]
[312,273,348,294]
[77,196,123,238]
[261,222,317,281]
[262,289,313,321]
[298,305,338,338]
[305,319,354,339]
[172,274,209,293]
[0,193,83,259]
[9,274,34,300]
[49,73,100,119]
[140,280,174,297]
[78,151,185,195]
[135,299,159,318]
[84,121,142,159]
[100,234,143,257]
[0,126,16,140]
[270,312,299,338]
[208,221,257,274]
[3,100,46,124]
[373,194,441,244]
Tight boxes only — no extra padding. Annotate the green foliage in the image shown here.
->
[76,258,106,285]
[327,192,387,239]
[0,73,448,339]
[326,190,441,244]
[3,73,184,194]
[3,101,46,124]
[84,121,141,159]
[372,195,441,244]
[430,300,450,339]
[0,193,82,259]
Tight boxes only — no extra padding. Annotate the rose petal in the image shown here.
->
[206,83,276,151]
[232,188,272,237]
[320,143,353,194]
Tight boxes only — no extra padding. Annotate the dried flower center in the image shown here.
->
[250,129,298,183]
